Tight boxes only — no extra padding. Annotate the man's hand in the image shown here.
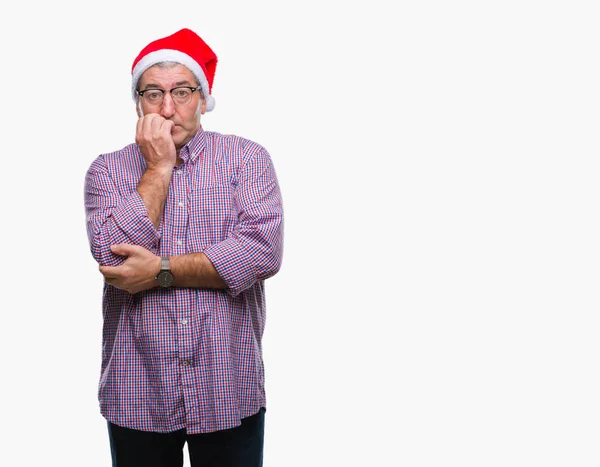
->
[99,244,161,294]
[136,114,176,170]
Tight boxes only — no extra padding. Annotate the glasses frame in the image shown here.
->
[136,86,202,106]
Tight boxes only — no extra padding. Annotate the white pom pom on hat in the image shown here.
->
[131,28,218,111]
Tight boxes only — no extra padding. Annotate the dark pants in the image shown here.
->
[107,408,265,467]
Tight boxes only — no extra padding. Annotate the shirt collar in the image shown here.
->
[178,127,206,165]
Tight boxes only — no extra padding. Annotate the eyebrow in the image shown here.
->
[141,80,194,90]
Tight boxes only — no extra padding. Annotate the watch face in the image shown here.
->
[157,271,174,287]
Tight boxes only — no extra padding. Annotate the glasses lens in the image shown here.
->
[142,90,164,105]
[171,87,193,105]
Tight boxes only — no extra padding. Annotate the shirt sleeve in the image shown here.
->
[203,148,284,297]
[84,155,160,266]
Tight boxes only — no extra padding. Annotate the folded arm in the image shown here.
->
[84,155,161,267]
[90,146,283,295]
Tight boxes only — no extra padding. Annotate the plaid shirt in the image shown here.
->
[84,128,284,434]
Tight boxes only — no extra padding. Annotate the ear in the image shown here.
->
[200,97,207,115]
[136,100,143,118]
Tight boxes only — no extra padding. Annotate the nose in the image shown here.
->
[159,92,176,118]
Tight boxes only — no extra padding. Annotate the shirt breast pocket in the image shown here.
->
[189,184,237,248]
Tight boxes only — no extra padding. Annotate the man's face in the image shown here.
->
[136,63,207,150]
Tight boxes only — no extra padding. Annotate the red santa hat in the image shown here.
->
[131,28,218,111]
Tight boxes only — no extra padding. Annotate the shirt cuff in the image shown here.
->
[204,239,256,297]
[111,191,160,251]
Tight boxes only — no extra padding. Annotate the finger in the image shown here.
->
[99,265,118,278]
[136,116,148,144]
[161,119,175,136]
[110,243,137,256]
[140,114,153,136]
[150,114,165,137]
[139,113,157,138]
[109,244,126,256]
[136,115,149,142]
[135,115,144,145]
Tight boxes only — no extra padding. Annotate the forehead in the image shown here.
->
[139,63,196,88]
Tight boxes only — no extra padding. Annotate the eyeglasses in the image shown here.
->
[137,86,201,106]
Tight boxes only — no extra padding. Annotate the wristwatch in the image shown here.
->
[155,256,174,287]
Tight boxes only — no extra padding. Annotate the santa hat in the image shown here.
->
[131,28,218,111]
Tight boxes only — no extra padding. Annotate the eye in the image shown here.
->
[173,89,190,98]
[146,91,162,100]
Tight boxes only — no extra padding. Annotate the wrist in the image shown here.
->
[145,165,172,176]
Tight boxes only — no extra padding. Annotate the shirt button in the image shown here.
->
[176,240,183,246]
[182,359,190,366]
[178,202,185,207]
[176,170,183,175]
[181,319,188,325]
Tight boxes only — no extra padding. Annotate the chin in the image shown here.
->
[173,132,192,148]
